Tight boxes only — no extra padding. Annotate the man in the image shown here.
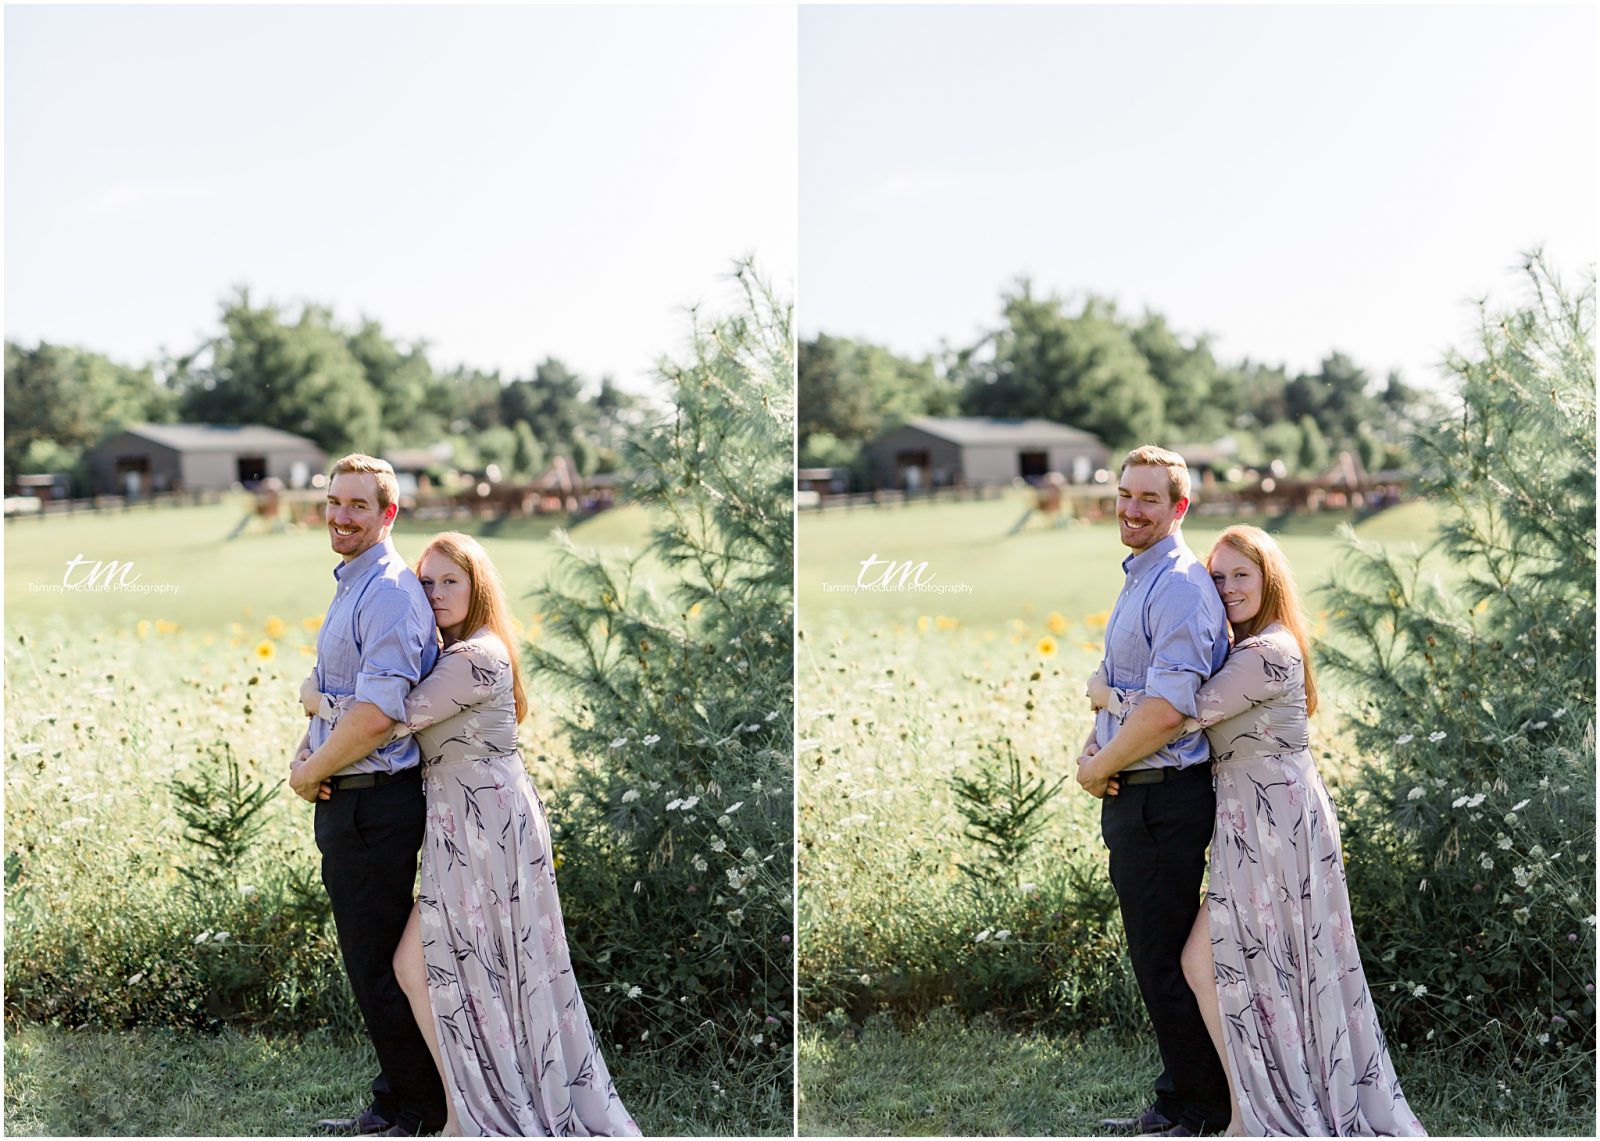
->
[289,454,446,1138]
[1076,445,1230,1137]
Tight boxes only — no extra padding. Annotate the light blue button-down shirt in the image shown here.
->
[310,536,438,776]
[1095,531,1228,772]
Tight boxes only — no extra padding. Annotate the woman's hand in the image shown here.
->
[1086,664,1112,711]
[299,674,320,718]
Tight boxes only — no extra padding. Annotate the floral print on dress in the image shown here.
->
[1106,623,1425,1137]
[321,631,639,1137]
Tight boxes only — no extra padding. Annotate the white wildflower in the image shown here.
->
[1428,731,1447,743]
[127,972,145,986]
[682,795,700,810]
[717,815,732,828]
[1406,786,1425,801]
[1411,984,1428,997]
[195,931,211,945]
[975,928,992,943]
[642,734,660,746]
[1480,855,1494,870]
[764,711,779,722]
[711,839,727,853]
[1452,796,1470,809]
[995,930,1012,941]
[1538,1033,1550,1045]
[627,985,642,999]
[1396,734,1414,745]
[692,855,708,872]
[751,1033,764,1045]
[213,931,229,942]
[1512,798,1531,812]
[1497,835,1513,850]
[239,885,256,897]
[665,798,684,811]
[621,789,640,803]
[727,908,744,925]
[725,801,743,813]
[609,737,628,749]
[1554,707,1568,719]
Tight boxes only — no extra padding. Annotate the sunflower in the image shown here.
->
[254,640,276,661]
[1036,636,1058,658]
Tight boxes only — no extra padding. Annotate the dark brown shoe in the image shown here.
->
[1100,1106,1175,1134]
[314,1107,393,1135]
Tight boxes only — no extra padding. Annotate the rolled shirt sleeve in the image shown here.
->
[1142,580,1220,720]
[352,587,434,723]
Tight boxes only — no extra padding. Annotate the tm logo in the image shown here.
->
[856,554,935,590]
[63,554,142,591]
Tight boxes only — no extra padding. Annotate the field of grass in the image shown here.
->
[2,500,784,1136]
[799,490,1445,632]
[793,493,1598,1136]
[2,1023,786,1136]
[799,1013,1594,1137]
[3,497,663,634]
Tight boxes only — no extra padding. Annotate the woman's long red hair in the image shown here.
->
[1210,525,1319,716]
[419,531,529,723]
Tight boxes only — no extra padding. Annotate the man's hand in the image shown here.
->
[289,748,333,802]
[1086,666,1112,712]
[1076,740,1119,798]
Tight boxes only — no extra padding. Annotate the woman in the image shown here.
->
[303,532,639,1137]
[1089,526,1425,1137]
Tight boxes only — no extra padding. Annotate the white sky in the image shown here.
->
[4,4,797,393]
[799,4,1597,391]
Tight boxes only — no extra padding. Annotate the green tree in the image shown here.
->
[1296,413,1329,475]
[797,333,954,457]
[178,291,381,455]
[955,284,1165,448]
[1321,252,1595,1059]
[1131,312,1232,439]
[4,341,175,486]
[526,261,791,1074]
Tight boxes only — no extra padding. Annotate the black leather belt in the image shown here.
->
[326,767,420,792]
[1121,763,1207,786]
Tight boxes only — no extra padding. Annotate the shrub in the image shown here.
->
[1321,253,1595,1072]
[525,262,793,1082]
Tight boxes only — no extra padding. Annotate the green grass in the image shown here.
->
[1,1023,789,1136]
[798,1015,1594,1137]
[799,492,1446,632]
[3,498,662,634]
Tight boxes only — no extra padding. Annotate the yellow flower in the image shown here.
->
[136,620,151,638]
[1036,636,1058,658]
[229,622,245,638]
[917,616,932,635]
[302,615,323,632]
[936,616,959,631]
[1084,611,1110,631]
[264,616,286,639]
[1047,612,1068,635]
[1079,640,1101,653]
[687,603,702,618]
[553,852,565,870]
[154,619,178,635]
[254,640,276,661]
[299,644,315,656]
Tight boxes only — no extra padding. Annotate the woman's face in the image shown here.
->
[419,551,472,639]
[1210,543,1264,627]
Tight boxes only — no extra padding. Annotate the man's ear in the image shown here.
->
[1173,496,1191,522]
[383,502,399,526]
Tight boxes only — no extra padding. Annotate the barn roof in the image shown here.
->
[898,416,1104,447]
[114,423,324,454]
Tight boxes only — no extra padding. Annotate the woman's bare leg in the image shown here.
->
[1181,902,1243,1136]
[393,903,462,1136]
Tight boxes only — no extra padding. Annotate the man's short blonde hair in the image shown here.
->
[1120,444,1192,506]
[328,454,399,513]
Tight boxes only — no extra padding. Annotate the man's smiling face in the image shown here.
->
[1116,464,1187,552]
[326,472,395,562]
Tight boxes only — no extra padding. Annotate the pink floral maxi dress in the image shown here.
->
[1109,622,1425,1137]
[321,629,639,1137]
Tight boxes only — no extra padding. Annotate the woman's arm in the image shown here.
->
[319,639,503,746]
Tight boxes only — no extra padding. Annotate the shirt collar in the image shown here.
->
[333,535,400,583]
[1121,531,1186,577]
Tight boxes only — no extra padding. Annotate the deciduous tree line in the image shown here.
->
[799,279,1442,482]
[5,288,647,492]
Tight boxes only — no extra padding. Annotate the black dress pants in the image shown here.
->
[314,772,446,1134]
[1102,765,1230,1134]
